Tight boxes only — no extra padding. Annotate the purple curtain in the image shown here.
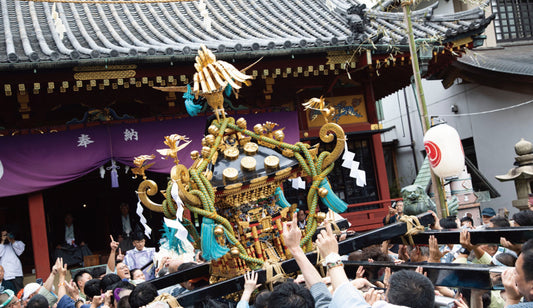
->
[0,112,299,197]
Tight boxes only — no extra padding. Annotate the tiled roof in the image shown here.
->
[458,44,533,77]
[0,0,493,68]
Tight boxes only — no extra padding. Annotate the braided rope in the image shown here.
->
[298,142,317,177]
[224,122,301,152]
[399,215,425,246]
[198,118,229,173]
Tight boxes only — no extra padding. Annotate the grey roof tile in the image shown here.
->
[458,45,533,77]
[0,0,492,67]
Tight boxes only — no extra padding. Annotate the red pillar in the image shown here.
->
[28,192,50,279]
[364,79,391,201]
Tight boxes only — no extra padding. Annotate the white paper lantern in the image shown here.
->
[423,123,465,179]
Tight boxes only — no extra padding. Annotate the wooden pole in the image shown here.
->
[402,2,448,217]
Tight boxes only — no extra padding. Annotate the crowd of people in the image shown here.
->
[0,202,533,308]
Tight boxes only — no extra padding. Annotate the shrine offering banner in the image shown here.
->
[0,112,299,197]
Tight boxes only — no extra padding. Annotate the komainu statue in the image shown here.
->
[401,184,437,215]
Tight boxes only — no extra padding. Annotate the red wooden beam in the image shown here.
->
[28,192,50,279]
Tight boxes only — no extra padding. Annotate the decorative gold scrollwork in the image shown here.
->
[319,123,345,168]
[171,164,202,207]
[137,180,164,213]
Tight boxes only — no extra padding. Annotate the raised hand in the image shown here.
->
[240,271,259,303]
[282,213,302,252]
[65,280,80,299]
[110,235,119,251]
[356,265,365,279]
[459,229,474,251]
[117,248,124,261]
[52,257,61,275]
[243,271,259,293]
[57,258,68,277]
[428,211,442,230]
[415,266,427,277]
[316,221,339,259]
[428,235,445,263]
[502,268,522,304]
[500,237,522,254]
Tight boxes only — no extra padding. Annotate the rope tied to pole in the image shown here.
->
[262,259,287,291]
[399,215,425,246]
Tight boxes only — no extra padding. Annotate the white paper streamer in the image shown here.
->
[356,170,367,187]
[136,195,152,239]
[349,161,360,178]
[163,217,189,243]
[342,140,366,185]
[290,177,306,190]
[170,181,184,221]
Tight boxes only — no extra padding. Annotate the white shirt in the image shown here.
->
[65,225,75,245]
[0,241,25,279]
[122,215,132,236]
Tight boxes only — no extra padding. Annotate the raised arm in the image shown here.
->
[283,213,323,289]
[43,258,60,291]
[316,221,350,292]
[107,235,120,273]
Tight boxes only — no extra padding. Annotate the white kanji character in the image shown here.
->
[124,128,139,141]
[77,134,94,148]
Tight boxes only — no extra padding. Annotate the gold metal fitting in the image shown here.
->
[201,146,211,158]
[253,124,264,134]
[316,212,327,223]
[243,142,258,156]
[318,187,329,198]
[240,156,257,172]
[274,130,285,142]
[264,155,280,170]
[223,167,239,181]
[224,147,240,160]
[236,117,247,129]
[208,125,219,136]
[205,134,215,146]
[230,246,240,257]
[214,225,224,236]
[190,150,200,160]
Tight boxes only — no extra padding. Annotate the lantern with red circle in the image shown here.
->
[423,123,465,179]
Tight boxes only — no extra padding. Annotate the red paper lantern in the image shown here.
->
[423,124,465,179]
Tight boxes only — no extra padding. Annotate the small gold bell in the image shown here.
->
[318,187,329,198]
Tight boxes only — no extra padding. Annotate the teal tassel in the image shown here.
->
[274,186,291,208]
[224,84,232,97]
[183,84,202,116]
[159,223,186,254]
[319,179,348,213]
[201,218,229,261]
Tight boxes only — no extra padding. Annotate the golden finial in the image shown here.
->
[302,96,335,123]
[132,154,156,180]
[156,134,191,165]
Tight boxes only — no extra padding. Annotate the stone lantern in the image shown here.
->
[496,138,533,210]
